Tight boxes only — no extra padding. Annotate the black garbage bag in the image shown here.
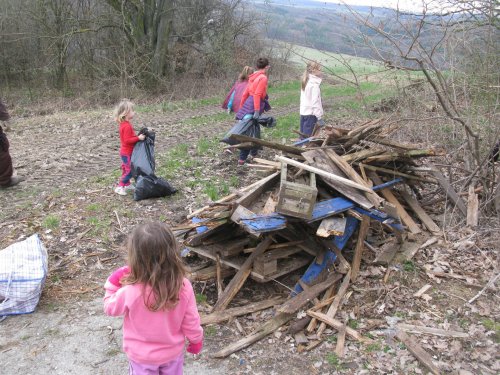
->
[221,116,276,145]
[131,129,156,178]
[134,174,177,201]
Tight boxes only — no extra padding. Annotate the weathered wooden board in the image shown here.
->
[316,217,347,237]
[309,197,355,222]
[302,150,374,210]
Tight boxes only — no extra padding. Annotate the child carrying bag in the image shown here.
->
[0,234,48,317]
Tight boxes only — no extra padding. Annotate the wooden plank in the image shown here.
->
[393,239,428,263]
[261,194,278,214]
[239,214,287,234]
[253,158,281,168]
[253,259,277,276]
[236,171,280,208]
[365,136,421,151]
[212,237,273,312]
[342,148,385,163]
[216,254,224,297]
[229,133,304,154]
[370,173,422,234]
[255,246,303,262]
[317,270,351,337]
[395,330,441,375]
[186,245,310,282]
[400,190,441,234]
[213,313,294,358]
[397,324,469,338]
[351,216,370,281]
[413,284,432,298]
[307,310,371,342]
[373,240,401,266]
[306,285,336,333]
[278,273,342,314]
[466,185,479,227]
[302,150,374,210]
[185,220,229,246]
[190,264,234,281]
[316,217,347,237]
[324,148,384,208]
[217,237,250,257]
[277,156,374,193]
[309,197,355,223]
[428,164,467,216]
[201,297,285,325]
[359,163,438,184]
[243,240,303,254]
[335,322,347,357]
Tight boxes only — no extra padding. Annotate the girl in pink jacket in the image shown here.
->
[104,222,203,375]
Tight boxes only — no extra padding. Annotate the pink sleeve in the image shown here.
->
[181,280,204,344]
[103,279,128,316]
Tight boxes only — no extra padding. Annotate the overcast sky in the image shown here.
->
[323,0,458,13]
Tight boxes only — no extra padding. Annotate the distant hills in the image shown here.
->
[249,0,447,64]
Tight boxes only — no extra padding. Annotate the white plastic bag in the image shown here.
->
[0,234,48,317]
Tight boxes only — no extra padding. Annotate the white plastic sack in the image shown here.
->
[0,234,48,317]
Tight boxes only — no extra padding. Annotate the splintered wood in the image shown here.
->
[175,118,448,357]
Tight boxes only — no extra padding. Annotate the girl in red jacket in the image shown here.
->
[114,99,145,196]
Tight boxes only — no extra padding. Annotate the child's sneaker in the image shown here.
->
[124,184,135,191]
[114,186,127,196]
[237,159,246,166]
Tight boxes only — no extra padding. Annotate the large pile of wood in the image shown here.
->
[174,118,470,365]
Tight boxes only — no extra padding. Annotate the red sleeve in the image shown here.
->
[121,122,139,146]
[253,75,268,112]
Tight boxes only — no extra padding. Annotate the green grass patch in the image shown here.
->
[196,137,221,156]
[348,319,359,329]
[264,112,300,142]
[403,260,415,272]
[365,342,382,352]
[43,215,60,230]
[156,143,198,180]
[481,319,500,343]
[205,325,217,337]
[183,112,229,127]
[195,293,207,304]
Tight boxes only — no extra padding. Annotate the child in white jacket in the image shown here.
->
[299,61,324,139]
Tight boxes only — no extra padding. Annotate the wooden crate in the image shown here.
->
[276,164,317,219]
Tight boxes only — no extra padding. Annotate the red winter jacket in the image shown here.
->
[119,121,139,156]
[240,70,268,112]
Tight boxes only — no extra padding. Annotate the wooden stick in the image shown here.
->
[317,271,351,337]
[466,185,479,227]
[307,310,371,342]
[201,297,285,325]
[400,190,441,234]
[395,330,441,375]
[335,322,347,357]
[216,254,224,297]
[212,237,273,312]
[276,156,373,192]
[396,324,469,338]
[359,163,438,184]
[428,164,467,216]
[306,285,336,332]
[370,172,422,234]
[351,216,370,281]
[277,273,342,314]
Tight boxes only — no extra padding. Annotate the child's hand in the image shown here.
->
[138,134,146,141]
[108,266,130,287]
[186,340,203,355]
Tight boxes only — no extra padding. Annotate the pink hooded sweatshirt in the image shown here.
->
[104,277,203,365]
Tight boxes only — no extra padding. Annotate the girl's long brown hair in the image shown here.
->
[123,222,187,311]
